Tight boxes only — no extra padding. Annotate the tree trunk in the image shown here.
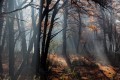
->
[40,4,49,80]
[0,0,4,76]
[62,0,72,69]
[34,0,43,76]
[8,0,15,79]
[76,9,82,54]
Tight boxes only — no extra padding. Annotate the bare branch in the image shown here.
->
[0,0,33,15]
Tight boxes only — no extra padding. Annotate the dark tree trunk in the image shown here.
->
[76,9,82,54]
[40,4,49,80]
[0,0,4,76]
[99,7,108,54]
[62,0,72,69]
[35,0,43,76]
[8,0,15,79]
[40,0,60,79]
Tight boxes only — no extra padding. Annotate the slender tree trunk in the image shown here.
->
[62,0,72,69]
[31,1,37,63]
[19,12,28,64]
[8,0,15,79]
[76,9,82,54]
[40,0,60,79]
[0,0,4,76]
[16,10,27,64]
[99,7,108,54]
[34,0,43,76]
[40,3,49,79]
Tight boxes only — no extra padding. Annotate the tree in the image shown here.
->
[62,0,72,70]
[40,0,61,79]
[0,0,4,76]
[7,0,15,79]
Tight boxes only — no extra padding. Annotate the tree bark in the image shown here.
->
[0,0,4,76]
[62,0,72,69]
[8,0,15,79]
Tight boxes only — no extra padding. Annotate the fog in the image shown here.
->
[0,0,120,80]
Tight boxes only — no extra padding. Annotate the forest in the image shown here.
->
[0,0,120,80]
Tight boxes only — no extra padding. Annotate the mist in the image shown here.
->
[0,0,120,80]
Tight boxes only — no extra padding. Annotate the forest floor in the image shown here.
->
[1,53,120,80]
[48,54,120,80]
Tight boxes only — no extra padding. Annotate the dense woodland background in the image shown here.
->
[0,0,120,80]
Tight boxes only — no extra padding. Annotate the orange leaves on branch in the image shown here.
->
[88,25,99,32]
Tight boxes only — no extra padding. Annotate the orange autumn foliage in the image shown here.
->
[97,63,116,79]
[88,25,99,32]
